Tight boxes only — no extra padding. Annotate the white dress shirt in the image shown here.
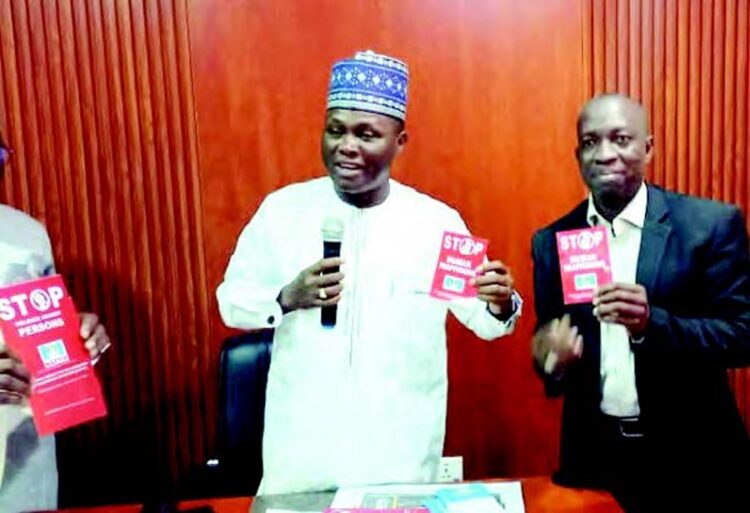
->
[587,183,648,418]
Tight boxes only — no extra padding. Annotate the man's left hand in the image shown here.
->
[471,260,515,316]
[593,282,649,338]
[79,312,111,362]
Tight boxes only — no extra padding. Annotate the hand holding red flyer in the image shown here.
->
[430,231,488,301]
[0,275,107,435]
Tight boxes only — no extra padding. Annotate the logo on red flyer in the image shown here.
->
[0,285,65,321]
[443,234,486,256]
[38,339,70,368]
[558,230,605,251]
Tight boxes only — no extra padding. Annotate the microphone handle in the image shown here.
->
[321,240,341,327]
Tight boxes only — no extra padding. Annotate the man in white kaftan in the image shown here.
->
[217,51,522,495]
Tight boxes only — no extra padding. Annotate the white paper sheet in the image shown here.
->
[330,481,525,513]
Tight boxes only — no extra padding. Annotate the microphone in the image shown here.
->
[321,217,344,327]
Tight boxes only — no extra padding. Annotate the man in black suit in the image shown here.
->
[531,93,750,512]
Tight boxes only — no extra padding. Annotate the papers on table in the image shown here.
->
[330,482,525,513]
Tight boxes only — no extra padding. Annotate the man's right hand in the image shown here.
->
[532,314,583,376]
[0,349,30,405]
[278,257,345,313]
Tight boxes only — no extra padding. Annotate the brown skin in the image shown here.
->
[0,135,9,180]
[0,347,31,404]
[532,314,583,375]
[321,108,407,208]
[576,94,653,222]
[279,108,515,316]
[534,95,653,374]
[0,136,111,403]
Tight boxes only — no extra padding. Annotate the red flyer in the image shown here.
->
[555,226,613,304]
[0,275,107,435]
[430,231,488,301]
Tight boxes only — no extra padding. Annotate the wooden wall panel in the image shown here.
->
[583,0,750,428]
[0,0,213,506]
[189,0,586,480]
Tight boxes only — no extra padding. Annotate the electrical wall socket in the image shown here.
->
[437,455,463,483]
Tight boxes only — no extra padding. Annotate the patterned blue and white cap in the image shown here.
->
[327,50,409,121]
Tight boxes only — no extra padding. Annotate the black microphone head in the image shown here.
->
[321,216,344,242]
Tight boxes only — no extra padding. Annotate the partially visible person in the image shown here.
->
[531,93,750,512]
[0,130,112,512]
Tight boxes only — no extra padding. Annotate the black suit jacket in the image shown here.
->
[532,185,750,489]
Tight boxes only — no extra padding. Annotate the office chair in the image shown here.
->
[216,329,273,491]
[180,329,273,498]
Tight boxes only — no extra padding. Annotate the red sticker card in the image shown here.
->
[0,275,107,435]
[430,231,488,301]
[556,226,613,304]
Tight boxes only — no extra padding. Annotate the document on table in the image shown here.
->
[330,482,525,513]
[267,510,320,513]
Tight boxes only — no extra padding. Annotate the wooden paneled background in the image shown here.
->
[0,0,747,506]
[582,0,750,421]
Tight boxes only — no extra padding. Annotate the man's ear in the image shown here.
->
[396,130,408,154]
[644,135,654,164]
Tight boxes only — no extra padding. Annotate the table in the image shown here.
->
[49,476,623,513]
